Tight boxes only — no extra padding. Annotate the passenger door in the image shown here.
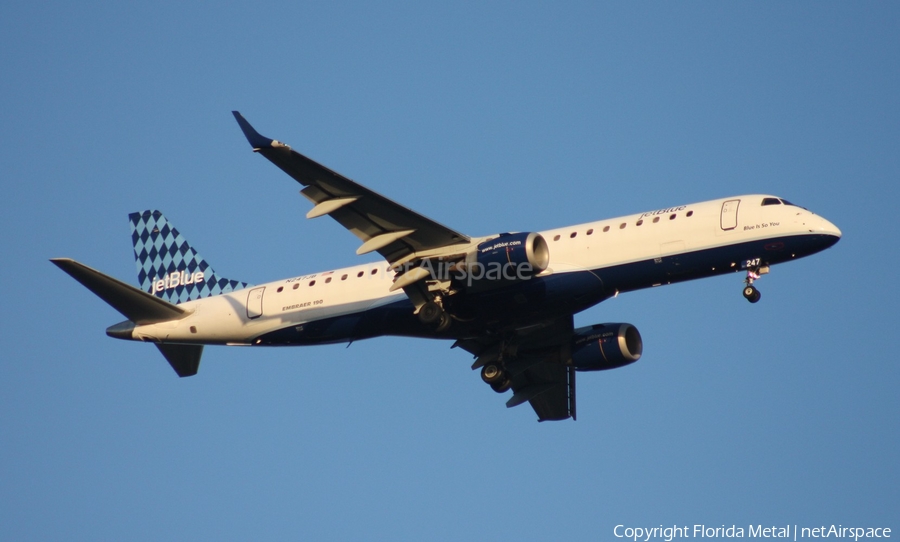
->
[720,199,741,231]
[246,287,265,319]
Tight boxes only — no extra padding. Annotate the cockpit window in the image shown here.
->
[761,198,781,206]
[781,199,808,210]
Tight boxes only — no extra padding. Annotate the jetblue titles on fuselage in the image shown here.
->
[638,206,687,219]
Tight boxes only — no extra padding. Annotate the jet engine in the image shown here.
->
[461,232,549,285]
[571,323,643,371]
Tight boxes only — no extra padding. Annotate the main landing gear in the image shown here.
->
[742,265,768,303]
[481,362,511,393]
[472,343,514,394]
[417,301,452,332]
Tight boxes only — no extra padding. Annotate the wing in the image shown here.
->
[461,316,577,422]
[506,356,576,422]
[232,112,471,264]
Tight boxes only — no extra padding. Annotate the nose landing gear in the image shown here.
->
[742,265,768,303]
[743,284,761,303]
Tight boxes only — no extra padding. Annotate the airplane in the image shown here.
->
[51,111,842,422]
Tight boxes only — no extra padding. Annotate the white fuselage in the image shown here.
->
[128,195,841,346]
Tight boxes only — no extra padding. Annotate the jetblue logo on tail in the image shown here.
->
[153,271,206,293]
[130,210,250,304]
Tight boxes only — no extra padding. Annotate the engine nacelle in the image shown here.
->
[571,323,643,371]
[464,232,550,284]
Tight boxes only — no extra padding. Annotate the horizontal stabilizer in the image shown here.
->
[51,258,187,325]
[156,343,203,377]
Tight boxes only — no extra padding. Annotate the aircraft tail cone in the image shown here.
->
[106,320,135,340]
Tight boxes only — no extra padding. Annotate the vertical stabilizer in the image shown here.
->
[130,210,250,304]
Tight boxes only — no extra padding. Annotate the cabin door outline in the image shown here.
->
[720,199,741,231]
[247,287,265,319]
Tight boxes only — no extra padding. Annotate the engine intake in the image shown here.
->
[571,323,642,371]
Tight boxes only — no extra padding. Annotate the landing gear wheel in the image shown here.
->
[417,301,443,324]
[743,285,761,303]
[435,311,452,332]
[481,363,505,385]
[490,378,512,393]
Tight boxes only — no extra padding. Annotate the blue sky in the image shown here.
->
[2,2,898,540]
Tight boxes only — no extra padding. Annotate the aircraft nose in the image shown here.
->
[818,216,842,239]
[808,215,841,249]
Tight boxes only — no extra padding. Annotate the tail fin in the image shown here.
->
[130,210,250,304]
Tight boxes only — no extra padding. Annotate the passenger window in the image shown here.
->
[325,277,332,284]
[619,223,626,229]
[603,226,610,232]
[553,235,560,241]
[686,210,693,217]
[357,271,364,278]
[277,286,284,293]
[371,268,377,275]
[341,274,348,280]
[570,232,577,238]
[762,198,781,206]
[653,217,660,223]
[293,283,299,290]
[309,280,316,286]
[636,220,643,226]
[586,229,593,235]
[669,214,676,220]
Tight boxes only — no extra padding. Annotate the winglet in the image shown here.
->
[232,111,284,150]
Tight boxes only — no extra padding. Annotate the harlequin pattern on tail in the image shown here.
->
[130,210,250,304]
